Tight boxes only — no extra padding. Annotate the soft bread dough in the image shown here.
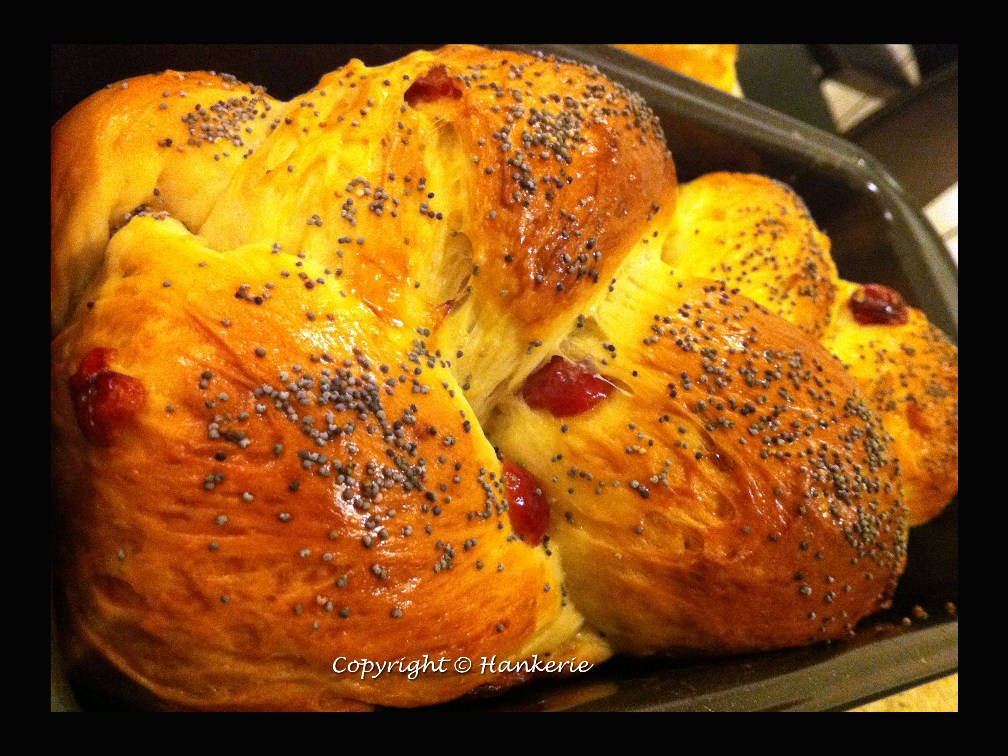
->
[51,45,956,710]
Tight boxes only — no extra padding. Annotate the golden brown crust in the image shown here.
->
[53,46,677,412]
[491,261,907,655]
[658,171,956,527]
[662,172,839,338]
[51,44,953,711]
[823,280,958,525]
[615,44,741,95]
[50,70,286,333]
[53,45,665,711]
[51,215,599,710]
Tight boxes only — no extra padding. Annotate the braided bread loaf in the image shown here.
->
[50,44,957,710]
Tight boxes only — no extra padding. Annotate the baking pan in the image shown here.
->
[50,43,958,712]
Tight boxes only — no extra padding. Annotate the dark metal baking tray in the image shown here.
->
[50,43,958,712]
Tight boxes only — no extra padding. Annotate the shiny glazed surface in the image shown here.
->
[51,44,955,713]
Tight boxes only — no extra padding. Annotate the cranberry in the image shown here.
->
[502,461,550,546]
[69,347,146,446]
[521,355,615,417]
[404,65,462,108]
[849,284,909,326]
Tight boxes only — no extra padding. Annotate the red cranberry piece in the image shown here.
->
[69,347,147,446]
[849,283,909,326]
[404,65,462,108]
[521,355,615,418]
[502,461,550,546]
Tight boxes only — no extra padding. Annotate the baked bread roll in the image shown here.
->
[491,252,906,654]
[822,279,958,526]
[614,44,741,95]
[663,172,839,338]
[51,44,956,710]
[51,215,609,711]
[664,172,958,527]
[51,45,669,711]
[51,70,286,335]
